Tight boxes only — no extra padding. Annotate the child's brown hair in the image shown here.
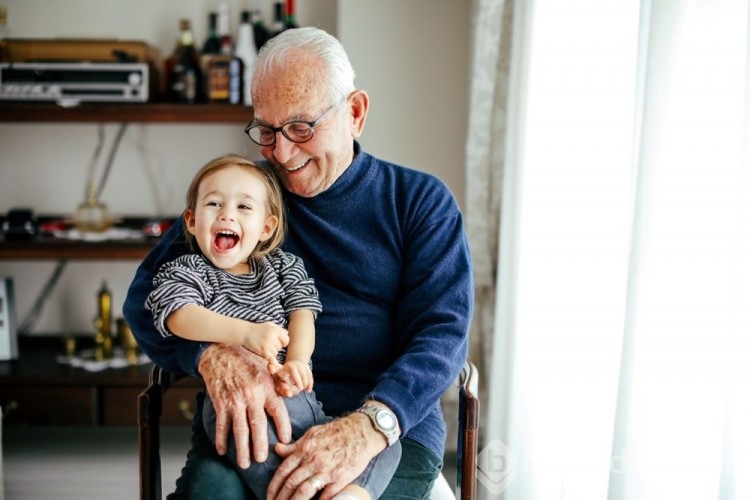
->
[183,154,285,259]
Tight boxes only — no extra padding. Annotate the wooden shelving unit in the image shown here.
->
[0,102,253,259]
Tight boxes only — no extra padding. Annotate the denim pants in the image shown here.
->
[168,392,442,499]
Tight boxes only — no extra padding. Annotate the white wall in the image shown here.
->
[0,0,470,337]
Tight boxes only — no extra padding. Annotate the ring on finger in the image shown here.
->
[308,474,324,491]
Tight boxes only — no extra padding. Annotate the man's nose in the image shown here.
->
[272,132,299,164]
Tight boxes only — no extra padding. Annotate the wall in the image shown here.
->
[0,0,470,337]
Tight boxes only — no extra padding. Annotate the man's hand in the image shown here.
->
[198,343,292,469]
[267,413,387,500]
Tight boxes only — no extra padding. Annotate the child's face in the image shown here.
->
[185,165,278,274]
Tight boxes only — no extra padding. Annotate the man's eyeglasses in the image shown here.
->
[244,96,346,146]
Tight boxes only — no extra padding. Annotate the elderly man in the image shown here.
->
[124,27,473,500]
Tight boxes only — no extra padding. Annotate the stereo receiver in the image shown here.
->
[0,62,149,103]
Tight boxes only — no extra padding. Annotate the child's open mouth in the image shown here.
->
[214,230,239,250]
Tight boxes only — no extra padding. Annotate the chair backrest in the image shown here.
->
[138,361,480,500]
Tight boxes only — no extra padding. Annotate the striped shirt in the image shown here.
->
[146,249,322,362]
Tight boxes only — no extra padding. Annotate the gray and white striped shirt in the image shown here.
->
[146,249,322,352]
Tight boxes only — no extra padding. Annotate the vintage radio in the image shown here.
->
[0,61,150,102]
[0,38,159,103]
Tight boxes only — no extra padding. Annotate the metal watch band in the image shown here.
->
[357,402,400,447]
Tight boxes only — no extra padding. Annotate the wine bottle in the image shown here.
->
[235,10,258,106]
[284,0,298,29]
[270,1,285,40]
[251,9,269,51]
[165,19,203,103]
[202,12,221,55]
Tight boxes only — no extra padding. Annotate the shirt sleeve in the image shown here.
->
[146,255,212,338]
[272,249,323,318]
[123,218,210,377]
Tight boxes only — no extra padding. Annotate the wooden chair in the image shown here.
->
[138,361,480,500]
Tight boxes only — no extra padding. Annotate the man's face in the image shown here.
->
[251,52,358,198]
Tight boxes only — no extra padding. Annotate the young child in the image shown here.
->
[145,154,400,499]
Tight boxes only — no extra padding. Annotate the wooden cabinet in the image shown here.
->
[0,339,202,427]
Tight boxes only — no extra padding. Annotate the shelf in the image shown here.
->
[0,102,253,123]
[0,237,156,260]
[0,215,172,260]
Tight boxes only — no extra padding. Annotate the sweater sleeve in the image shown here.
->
[367,180,474,437]
[123,218,210,377]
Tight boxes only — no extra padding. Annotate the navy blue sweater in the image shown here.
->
[124,143,473,459]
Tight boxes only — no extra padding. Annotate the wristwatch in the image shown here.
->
[357,402,400,447]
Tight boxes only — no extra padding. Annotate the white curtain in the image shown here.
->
[464,0,514,442]
[471,0,750,498]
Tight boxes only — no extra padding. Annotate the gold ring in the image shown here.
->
[308,475,324,491]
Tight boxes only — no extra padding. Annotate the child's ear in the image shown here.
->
[184,209,197,235]
[259,214,279,242]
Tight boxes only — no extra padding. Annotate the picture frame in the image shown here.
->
[0,276,18,361]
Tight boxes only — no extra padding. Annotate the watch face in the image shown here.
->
[376,410,397,431]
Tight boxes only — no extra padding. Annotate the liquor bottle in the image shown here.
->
[251,9,269,51]
[284,0,298,29]
[202,12,221,55]
[269,1,285,40]
[165,19,203,103]
[235,10,258,106]
[217,2,231,42]
[208,35,243,104]
[201,12,222,99]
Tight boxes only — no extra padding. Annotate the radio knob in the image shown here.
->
[128,72,142,86]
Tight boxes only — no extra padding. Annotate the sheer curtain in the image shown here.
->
[470,0,750,498]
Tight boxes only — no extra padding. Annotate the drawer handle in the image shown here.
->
[178,399,195,421]
[2,400,18,416]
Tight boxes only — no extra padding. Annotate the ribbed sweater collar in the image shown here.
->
[284,141,375,208]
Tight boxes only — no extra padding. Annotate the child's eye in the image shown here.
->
[206,201,221,207]
[238,204,252,210]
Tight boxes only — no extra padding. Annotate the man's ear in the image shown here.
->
[259,214,279,242]
[349,89,369,138]
[184,209,197,235]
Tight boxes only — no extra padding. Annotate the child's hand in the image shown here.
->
[242,322,289,373]
[273,359,314,397]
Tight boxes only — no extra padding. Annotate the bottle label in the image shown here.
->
[171,64,198,103]
[208,56,230,101]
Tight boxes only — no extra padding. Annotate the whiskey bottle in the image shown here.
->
[201,12,221,99]
[208,35,243,104]
[165,19,203,103]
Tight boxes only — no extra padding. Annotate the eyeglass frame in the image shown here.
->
[244,95,348,146]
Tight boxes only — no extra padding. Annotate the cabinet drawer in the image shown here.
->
[102,386,200,426]
[0,386,96,425]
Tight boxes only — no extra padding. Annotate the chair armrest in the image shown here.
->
[457,361,480,500]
